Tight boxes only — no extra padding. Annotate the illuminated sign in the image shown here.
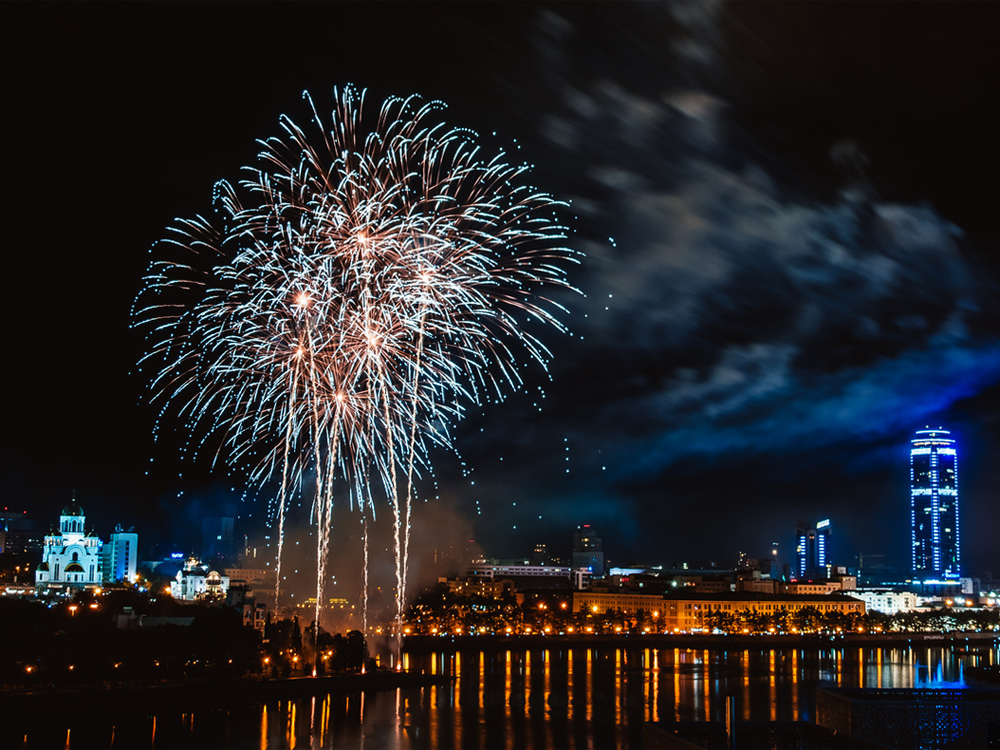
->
[816,519,830,529]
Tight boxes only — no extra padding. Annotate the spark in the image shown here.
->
[135,84,580,655]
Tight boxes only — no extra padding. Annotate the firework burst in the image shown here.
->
[136,85,579,650]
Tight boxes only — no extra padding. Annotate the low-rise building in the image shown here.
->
[170,556,230,601]
[658,593,865,631]
[468,561,591,590]
[439,576,514,598]
[227,583,267,630]
[848,589,919,615]
[572,591,865,630]
[574,590,666,616]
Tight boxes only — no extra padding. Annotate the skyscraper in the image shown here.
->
[910,427,960,580]
[795,519,831,579]
[572,524,604,577]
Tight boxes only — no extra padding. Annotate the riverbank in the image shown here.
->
[403,630,1000,652]
[0,670,453,718]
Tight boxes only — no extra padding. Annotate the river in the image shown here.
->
[15,640,1000,749]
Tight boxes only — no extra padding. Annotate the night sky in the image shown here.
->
[4,3,1000,581]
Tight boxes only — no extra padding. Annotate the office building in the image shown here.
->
[910,427,960,580]
[572,524,604,577]
[0,509,37,554]
[102,525,139,584]
[795,519,831,579]
[202,504,236,561]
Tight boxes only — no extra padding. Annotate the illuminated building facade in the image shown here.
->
[795,519,831,579]
[34,494,103,593]
[101,525,138,584]
[572,591,865,630]
[170,556,230,601]
[910,428,960,580]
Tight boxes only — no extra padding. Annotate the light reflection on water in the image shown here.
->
[15,642,998,749]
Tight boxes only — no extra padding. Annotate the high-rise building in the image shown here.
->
[102,525,139,584]
[572,524,604,577]
[202,504,236,561]
[0,509,37,555]
[910,427,960,580]
[795,519,831,579]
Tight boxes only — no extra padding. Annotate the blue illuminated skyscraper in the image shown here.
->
[795,519,831,579]
[910,428,960,580]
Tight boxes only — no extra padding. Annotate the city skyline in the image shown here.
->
[4,3,1000,577]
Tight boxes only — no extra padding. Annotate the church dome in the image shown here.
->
[65,562,84,573]
[62,496,84,517]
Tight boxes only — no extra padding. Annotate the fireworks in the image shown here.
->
[136,85,579,646]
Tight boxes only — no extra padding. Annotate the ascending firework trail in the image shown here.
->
[135,84,579,660]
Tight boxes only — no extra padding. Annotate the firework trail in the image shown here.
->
[136,85,579,656]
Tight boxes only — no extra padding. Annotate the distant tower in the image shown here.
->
[572,524,604,576]
[202,504,236,561]
[795,520,831,579]
[910,427,960,579]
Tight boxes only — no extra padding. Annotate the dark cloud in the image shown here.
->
[448,3,1000,570]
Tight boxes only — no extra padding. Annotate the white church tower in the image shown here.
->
[35,492,103,593]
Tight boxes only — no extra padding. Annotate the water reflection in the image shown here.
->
[14,642,998,749]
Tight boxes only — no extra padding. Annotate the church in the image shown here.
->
[35,493,104,593]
